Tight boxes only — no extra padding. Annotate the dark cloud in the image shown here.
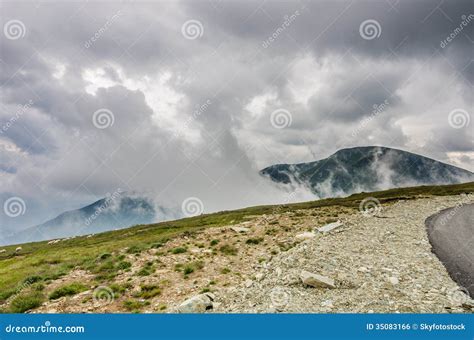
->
[0,0,472,232]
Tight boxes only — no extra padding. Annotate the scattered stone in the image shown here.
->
[15,246,22,252]
[388,277,399,285]
[317,221,343,233]
[176,293,215,313]
[255,273,265,282]
[357,266,369,273]
[300,270,336,289]
[245,280,253,288]
[231,226,250,233]
[0,249,6,253]
[295,232,316,240]
[321,300,334,308]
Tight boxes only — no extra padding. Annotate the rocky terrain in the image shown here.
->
[22,193,473,314]
[216,194,474,313]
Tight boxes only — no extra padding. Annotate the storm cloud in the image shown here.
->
[0,0,472,235]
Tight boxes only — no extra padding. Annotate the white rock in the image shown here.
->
[321,300,334,308]
[317,221,343,233]
[300,270,336,289]
[15,246,22,252]
[357,266,369,273]
[295,232,316,240]
[275,267,282,277]
[255,273,265,282]
[230,226,250,233]
[0,249,6,253]
[245,280,253,288]
[176,293,215,313]
[388,277,399,285]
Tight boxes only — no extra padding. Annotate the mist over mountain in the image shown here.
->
[1,192,179,246]
[260,146,474,198]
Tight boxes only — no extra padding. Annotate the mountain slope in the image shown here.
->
[260,146,474,198]
[3,194,174,245]
[1,182,473,313]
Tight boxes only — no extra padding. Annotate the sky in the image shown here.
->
[0,0,473,234]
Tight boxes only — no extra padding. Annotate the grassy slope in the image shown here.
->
[1,182,473,303]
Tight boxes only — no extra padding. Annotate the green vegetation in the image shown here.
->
[109,283,131,298]
[136,267,152,277]
[0,182,473,312]
[135,261,155,277]
[210,239,219,246]
[220,267,231,274]
[126,245,144,254]
[219,244,238,256]
[117,261,132,270]
[123,299,150,312]
[9,292,44,313]
[170,247,187,254]
[135,284,161,299]
[183,266,194,275]
[98,253,112,260]
[246,237,264,245]
[175,260,204,277]
[49,282,88,300]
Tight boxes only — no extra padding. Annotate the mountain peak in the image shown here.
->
[261,146,474,198]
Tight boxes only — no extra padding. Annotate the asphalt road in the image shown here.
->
[426,203,474,297]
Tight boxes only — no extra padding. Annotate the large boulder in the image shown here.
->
[176,293,215,313]
[295,232,316,240]
[300,270,335,288]
[317,221,343,233]
[230,226,250,233]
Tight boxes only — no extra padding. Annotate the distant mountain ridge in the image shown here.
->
[260,146,474,198]
[2,193,176,245]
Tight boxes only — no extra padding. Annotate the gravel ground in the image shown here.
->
[214,194,474,313]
